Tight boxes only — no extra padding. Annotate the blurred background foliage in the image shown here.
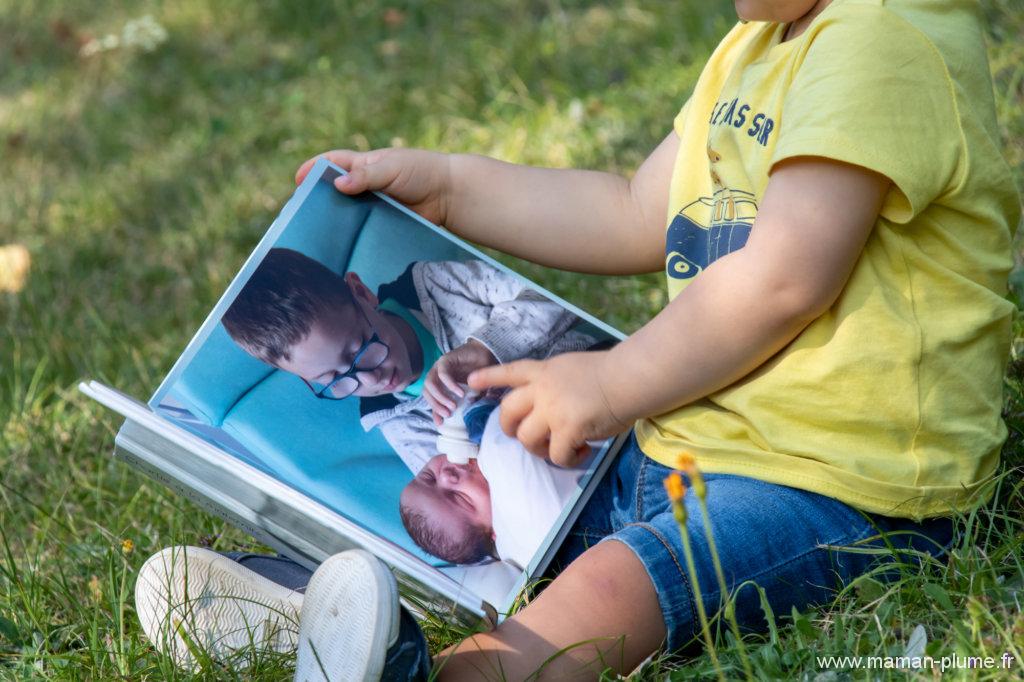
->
[1,0,1022,678]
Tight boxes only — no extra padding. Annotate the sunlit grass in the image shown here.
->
[1,0,1022,679]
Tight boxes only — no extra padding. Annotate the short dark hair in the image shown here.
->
[222,248,355,365]
[400,503,496,565]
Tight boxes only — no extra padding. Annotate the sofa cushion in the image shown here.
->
[175,175,375,426]
[345,200,465,289]
[174,324,274,427]
[221,365,444,565]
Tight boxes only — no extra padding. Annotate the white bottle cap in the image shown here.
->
[438,432,479,464]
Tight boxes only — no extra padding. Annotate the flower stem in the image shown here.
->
[674,501,725,682]
[697,496,754,681]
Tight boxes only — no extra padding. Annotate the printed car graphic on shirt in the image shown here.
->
[665,189,758,280]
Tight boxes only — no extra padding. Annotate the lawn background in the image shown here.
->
[1,1,1022,679]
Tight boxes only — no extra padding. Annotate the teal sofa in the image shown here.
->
[168,173,466,565]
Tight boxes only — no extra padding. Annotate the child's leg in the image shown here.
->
[433,437,955,680]
[220,551,314,590]
[436,540,665,680]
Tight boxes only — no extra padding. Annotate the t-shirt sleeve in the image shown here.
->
[673,96,692,137]
[770,5,963,224]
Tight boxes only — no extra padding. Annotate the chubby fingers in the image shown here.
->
[295,150,358,185]
[294,149,391,188]
[515,413,551,459]
[497,387,533,440]
[468,359,540,392]
[498,387,589,463]
[332,151,400,195]
[295,157,320,185]
[549,432,591,468]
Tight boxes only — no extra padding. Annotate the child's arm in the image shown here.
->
[295,133,678,276]
[469,157,890,465]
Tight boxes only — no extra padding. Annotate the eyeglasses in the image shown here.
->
[302,305,391,400]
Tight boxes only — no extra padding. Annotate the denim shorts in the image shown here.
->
[550,433,956,653]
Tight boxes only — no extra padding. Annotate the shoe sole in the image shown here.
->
[135,546,304,669]
[294,550,399,682]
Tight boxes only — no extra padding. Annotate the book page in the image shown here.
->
[147,158,624,615]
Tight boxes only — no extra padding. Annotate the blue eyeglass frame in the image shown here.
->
[302,304,391,400]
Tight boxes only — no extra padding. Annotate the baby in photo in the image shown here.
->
[399,396,590,569]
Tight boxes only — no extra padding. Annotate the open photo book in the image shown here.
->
[80,158,629,629]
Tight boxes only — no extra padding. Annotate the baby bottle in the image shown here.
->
[437,388,480,465]
[439,387,504,464]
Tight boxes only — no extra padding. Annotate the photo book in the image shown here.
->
[80,157,629,629]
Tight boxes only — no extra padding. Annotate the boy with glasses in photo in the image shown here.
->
[221,247,595,478]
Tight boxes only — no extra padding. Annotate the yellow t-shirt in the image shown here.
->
[634,0,1020,521]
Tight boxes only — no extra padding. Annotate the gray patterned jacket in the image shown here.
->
[359,259,596,473]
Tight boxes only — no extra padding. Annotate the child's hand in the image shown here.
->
[295,148,452,226]
[467,351,631,467]
[424,340,498,424]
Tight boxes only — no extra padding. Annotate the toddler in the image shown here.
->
[137,1,1019,679]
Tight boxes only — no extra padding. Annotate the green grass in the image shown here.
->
[2,0,1023,679]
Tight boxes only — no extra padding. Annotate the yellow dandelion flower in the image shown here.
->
[664,472,687,503]
[121,539,135,555]
[676,452,696,471]
[677,452,706,500]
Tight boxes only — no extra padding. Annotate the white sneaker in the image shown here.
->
[294,549,400,682]
[135,546,304,669]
